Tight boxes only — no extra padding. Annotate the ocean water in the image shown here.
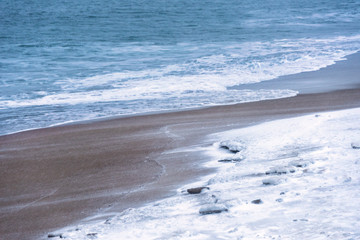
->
[1,0,360,135]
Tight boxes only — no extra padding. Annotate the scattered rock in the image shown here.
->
[218,157,244,163]
[187,187,210,194]
[351,143,360,149]
[265,166,294,175]
[262,178,281,186]
[86,233,98,239]
[219,140,245,153]
[211,194,219,203]
[199,204,228,215]
[48,233,63,238]
[280,192,285,195]
[289,160,309,168]
[293,219,308,222]
[251,199,263,204]
[344,177,352,183]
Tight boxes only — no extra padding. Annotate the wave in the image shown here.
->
[2,35,360,109]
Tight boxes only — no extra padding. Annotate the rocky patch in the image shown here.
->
[86,233,98,239]
[351,142,360,149]
[218,157,244,163]
[187,187,210,194]
[199,204,228,215]
[48,233,63,238]
[219,140,246,153]
[289,159,311,168]
[262,178,281,186]
[265,166,295,175]
[251,199,263,204]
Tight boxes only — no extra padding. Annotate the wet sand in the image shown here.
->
[1,87,360,240]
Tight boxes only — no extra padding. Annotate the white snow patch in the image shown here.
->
[55,108,360,240]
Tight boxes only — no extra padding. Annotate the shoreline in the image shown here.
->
[1,88,360,240]
[2,51,359,138]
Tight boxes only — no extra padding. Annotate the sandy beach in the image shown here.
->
[1,54,360,239]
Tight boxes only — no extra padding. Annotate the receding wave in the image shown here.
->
[3,35,360,109]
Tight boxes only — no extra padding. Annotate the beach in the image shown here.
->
[1,51,360,239]
[2,0,360,238]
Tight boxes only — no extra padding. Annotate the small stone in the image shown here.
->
[218,159,233,163]
[86,233,98,239]
[289,160,309,168]
[262,178,280,186]
[251,199,263,204]
[48,233,62,238]
[280,192,285,195]
[219,140,245,153]
[218,157,244,163]
[187,187,209,194]
[351,143,360,149]
[276,198,283,202]
[199,204,228,215]
[265,166,293,175]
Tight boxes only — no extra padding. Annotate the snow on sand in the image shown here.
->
[53,108,360,240]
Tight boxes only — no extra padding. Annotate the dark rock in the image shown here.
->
[289,160,309,168]
[199,204,228,215]
[251,199,263,204]
[220,145,240,153]
[218,159,233,163]
[276,198,283,202]
[351,143,360,149]
[293,219,308,222]
[280,192,285,195]
[266,166,294,175]
[187,187,209,194]
[219,140,245,153]
[262,178,280,186]
[86,233,98,239]
[218,157,244,163]
[48,233,63,238]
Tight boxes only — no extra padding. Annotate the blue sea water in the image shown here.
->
[1,0,360,135]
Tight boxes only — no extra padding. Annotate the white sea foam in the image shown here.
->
[2,35,360,109]
[0,89,298,108]
[54,108,360,240]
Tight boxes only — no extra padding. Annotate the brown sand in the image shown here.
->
[1,88,360,240]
